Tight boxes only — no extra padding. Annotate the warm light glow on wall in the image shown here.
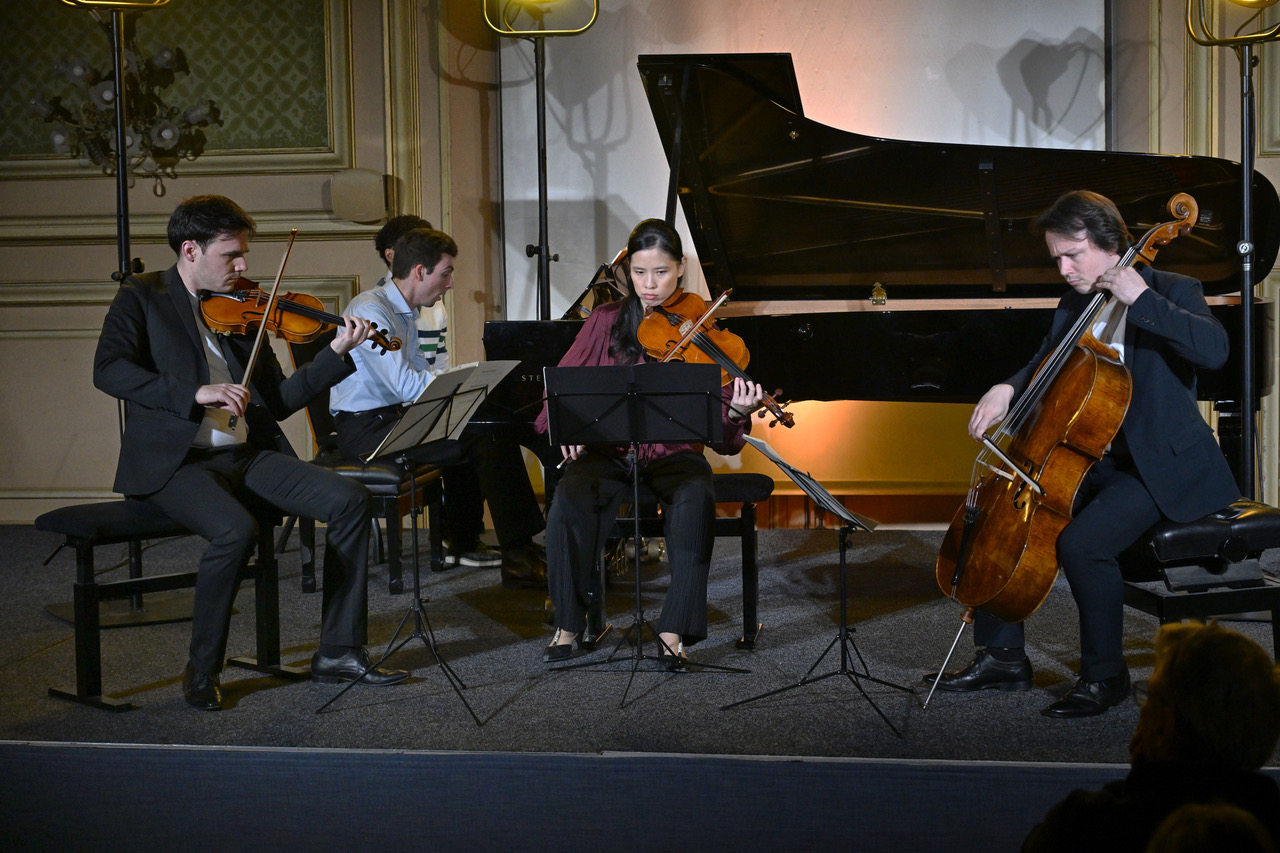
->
[708,401,977,495]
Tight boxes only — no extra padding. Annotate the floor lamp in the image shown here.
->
[1188,0,1280,499]
[485,0,597,320]
[60,0,173,283]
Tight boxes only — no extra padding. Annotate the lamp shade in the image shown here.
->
[60,0,172,7]
[484,0,598,36]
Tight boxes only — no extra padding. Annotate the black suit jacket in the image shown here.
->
[1005,266,1240,523]
[93,265,355,496]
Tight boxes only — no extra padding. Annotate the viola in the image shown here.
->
[638,289,795,428]
[200,282,402,355]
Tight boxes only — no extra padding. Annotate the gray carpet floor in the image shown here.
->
[3,522,1278,767]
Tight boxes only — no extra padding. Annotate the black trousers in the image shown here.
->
[443,428,545,548]
[336,410,545,549]
[973,454,1162,681]
[142,446,371,675]
[546,449,715,644]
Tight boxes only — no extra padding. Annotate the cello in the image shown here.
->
[925,192,1200,707]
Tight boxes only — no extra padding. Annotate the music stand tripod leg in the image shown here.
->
[721,525,914,738]
[316,454,481,725]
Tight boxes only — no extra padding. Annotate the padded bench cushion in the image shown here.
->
[1141,498,1280,563]
[710,472,775,504]
[631,472,775,505]
[312,440,460,494]
[34,500,187,544]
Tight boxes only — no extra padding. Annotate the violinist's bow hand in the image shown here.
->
[196,383,249,417]
[557,445,584,468]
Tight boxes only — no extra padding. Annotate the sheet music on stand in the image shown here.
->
[446,360,520,437]
[364,360,518,462]
[744,435,876,532]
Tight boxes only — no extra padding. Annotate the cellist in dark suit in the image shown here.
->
[93,194,408,711]
[927,191,1240,718]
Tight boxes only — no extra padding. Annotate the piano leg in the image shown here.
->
[1215,399,1246,493]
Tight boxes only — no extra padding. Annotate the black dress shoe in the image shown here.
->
[923,649,1033,692]
[543,628,575,663]
[501,543,548,588]
[182,662,222,711]
[443,539,501,568]
[656,640,688,672]
[310,648,409,686]
[1041,670,1131,719]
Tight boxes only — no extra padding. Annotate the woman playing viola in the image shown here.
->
[534,218,765,664]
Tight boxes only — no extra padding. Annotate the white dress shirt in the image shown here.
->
[328,279,434,414]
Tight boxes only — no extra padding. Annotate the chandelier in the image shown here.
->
[26,10,220,196]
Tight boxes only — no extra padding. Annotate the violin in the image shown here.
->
[637,289,795,428]
[200,280,402,355]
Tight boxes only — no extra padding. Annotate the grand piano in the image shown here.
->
[483,53,1278,477]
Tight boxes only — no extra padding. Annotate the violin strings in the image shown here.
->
[692,331,747,381]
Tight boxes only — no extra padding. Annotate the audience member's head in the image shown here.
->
[1146,801,1277,853]
[375,214,432,266]
[1129,621,1280,770]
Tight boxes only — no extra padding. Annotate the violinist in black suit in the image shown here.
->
[93,194,408,710]
[926,190,1240,718]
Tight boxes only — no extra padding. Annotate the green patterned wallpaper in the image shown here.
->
[0,0,332,159]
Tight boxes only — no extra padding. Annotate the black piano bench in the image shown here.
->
[36,499,303,712]
[1119,498,1280,658]
[294,448,454,596]
[600,472,775,650]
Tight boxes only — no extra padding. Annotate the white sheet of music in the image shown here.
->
[445,360,519,439]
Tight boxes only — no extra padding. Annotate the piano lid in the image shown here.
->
[637,53,1280,301]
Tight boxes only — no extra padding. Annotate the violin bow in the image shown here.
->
[229,228,298,428]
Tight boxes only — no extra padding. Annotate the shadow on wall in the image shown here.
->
[947,27,1105,147]
[501,197,644,318]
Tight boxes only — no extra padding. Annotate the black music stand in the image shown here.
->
[316,376,495,724]
[544,362,748,705]
[721,436,914,737]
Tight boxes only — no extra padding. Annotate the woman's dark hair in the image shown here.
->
[610,218,684,363]
[1033,190,1132,255]
[167,194,256,253]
